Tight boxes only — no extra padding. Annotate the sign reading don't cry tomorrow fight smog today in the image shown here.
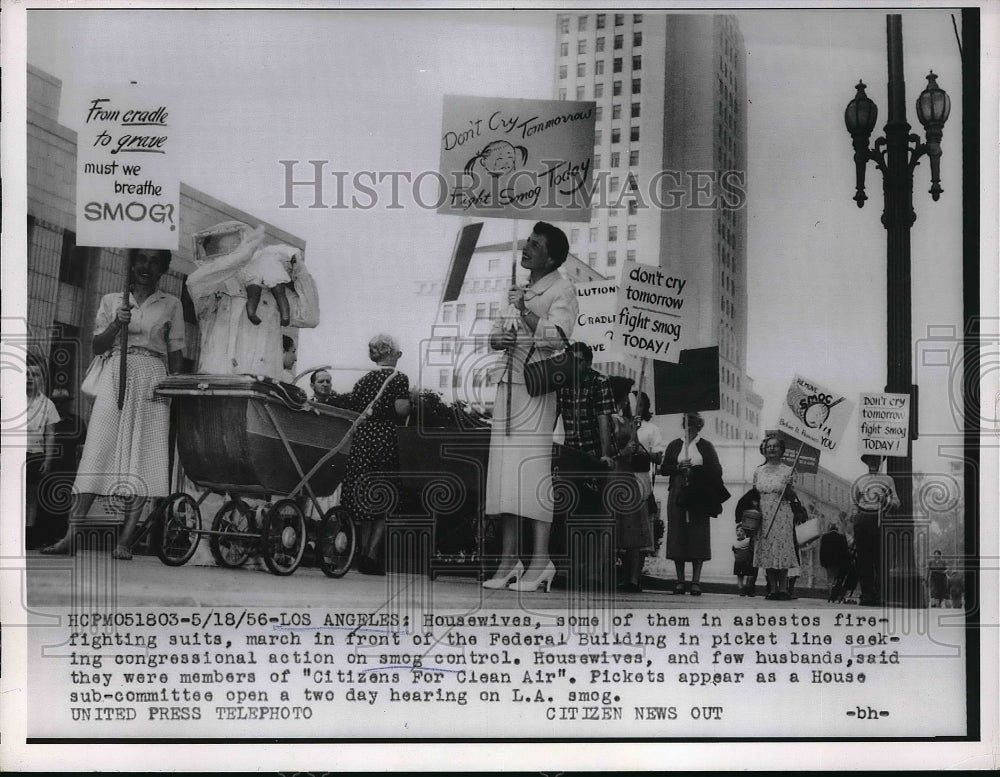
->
[75,84,180,249]
[437,95,596,222]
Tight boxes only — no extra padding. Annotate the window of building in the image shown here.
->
[632,78,641,94]
[589,227,598,241]
[609,151,619,168]
[578,39,587,55]
[594,82,604,98]
[594,153,601,167]
[596,36,605,52]
[610,176,619,192]
[629,149,639,166]
[596,13,606,29]
[595,106,603,122]
[439,370,449,388]
[440,338,453,354]
[452,372,462,388]
[576,85,586,100]
[595,60,605,76]
[559,65,567,79]
[558,88,567,100]
[476,302,487,320]
[630,126,640,142]
[607,250,617,267]
[633,31,642,46]
[588,252,597,266]
[614,13,624,26]
[613,57,622,73]
[613,80,622,96]
[58,230,89,288]
[473,369,484,388]
[570,228,580,243]
[560,41,568,57]
[611,128,620,143]
[578,16,587,31]
[455,303,466,321]
[627,200,638,215]
[633,14,642,23]
[627,249,636,263]
[627,224,637,240]
[608,225,618,241]
[576,62,586,77]
[490,301,500,319]
[632,55,641,70]
[594,130,602,145]
[488,258,500,271]
[614,34,623,50]
[611,103,622,120]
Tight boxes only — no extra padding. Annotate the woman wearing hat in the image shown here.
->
[660,412,728,595]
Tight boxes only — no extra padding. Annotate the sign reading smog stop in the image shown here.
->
[75,85,180,249]
[858,392,911,457]
[612,259,698,363]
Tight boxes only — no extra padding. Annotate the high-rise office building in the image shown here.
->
[554,12,762,441]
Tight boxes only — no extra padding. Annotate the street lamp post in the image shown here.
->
[844,14,951,607]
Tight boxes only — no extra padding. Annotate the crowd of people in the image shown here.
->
[24,222,959,607]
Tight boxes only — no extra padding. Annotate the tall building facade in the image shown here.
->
[553,12,762,442]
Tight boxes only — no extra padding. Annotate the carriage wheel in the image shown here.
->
[261,499,307,576]
[319,507,356,579]
[155,493,202,567]
[209,499,258,568]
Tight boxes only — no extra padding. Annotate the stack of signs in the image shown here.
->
[76,86,179,249]
[612,259,698,363]
[776,374,854,466]
[438,95,596,223]
[858,392,911,457]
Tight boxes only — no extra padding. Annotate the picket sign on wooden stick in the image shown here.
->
[505,220,519,436]
[118,262,130,409]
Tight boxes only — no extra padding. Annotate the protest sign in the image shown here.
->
[858,392,911,457]
[776,374,854,453]
[764,428,821,474]
[612,259,697,363]
[75,85,180,249]
[572,280,620,359]
[438,95,595,222]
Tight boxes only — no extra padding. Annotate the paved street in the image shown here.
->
[23,549,838,611]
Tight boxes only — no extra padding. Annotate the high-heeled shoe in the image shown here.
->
[482,560,524,590]
[509,561,556,593]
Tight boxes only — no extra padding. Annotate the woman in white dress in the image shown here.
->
[482,222,577,593]
[753,434,802,600]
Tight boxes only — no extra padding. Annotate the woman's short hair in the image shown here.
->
[532,221,569,266]
[128,247,172,272]
[608,375,634,405]
[638,391,653,421]
[759,434,786,457]
[282,335,295,352]
[684,411,705,432]
[369,333,401,363]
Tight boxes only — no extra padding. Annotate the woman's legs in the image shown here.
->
[41,492,98,554]
[524,518,552,577]
[484,513,521,582]
[690,560,704,585]
[623,549,645,587]
[113,497,149,559]
[674,560,687,583]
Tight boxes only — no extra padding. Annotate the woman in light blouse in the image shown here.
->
[43,248,185,558]
[482,222,577,593]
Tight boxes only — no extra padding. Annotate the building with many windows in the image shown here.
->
[553,12,762,443]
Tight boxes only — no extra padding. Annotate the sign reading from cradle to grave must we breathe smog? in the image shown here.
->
[858,392,910,457]
[573,281,621,360]
[438,95,596,222]
[612,259,698,363]
[75,85,180,249]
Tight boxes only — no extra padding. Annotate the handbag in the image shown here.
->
[523,325,575,397]
[80,353,110,398]
[795,516,821,546]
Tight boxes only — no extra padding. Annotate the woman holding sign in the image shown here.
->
[752,434,803,600]
[482,223,577,593]
[42,248,185,558]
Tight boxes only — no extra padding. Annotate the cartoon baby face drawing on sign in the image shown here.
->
[464,140,528,178]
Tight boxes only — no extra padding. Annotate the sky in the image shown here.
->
[21,5,970,483]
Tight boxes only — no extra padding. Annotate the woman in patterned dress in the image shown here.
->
[339,334,411,575]
[42,248,185,559]
[753,434,801,600]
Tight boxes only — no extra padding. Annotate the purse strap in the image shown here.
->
[523,324,570,367]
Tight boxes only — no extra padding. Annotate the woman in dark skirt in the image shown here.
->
[660,412,728,595]
[339,334,411,575]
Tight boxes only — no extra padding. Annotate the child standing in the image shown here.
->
[732,525,755,597]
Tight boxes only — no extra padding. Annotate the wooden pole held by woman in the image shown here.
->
[118,261,130,409]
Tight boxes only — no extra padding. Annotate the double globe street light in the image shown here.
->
[843,14,951,607]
